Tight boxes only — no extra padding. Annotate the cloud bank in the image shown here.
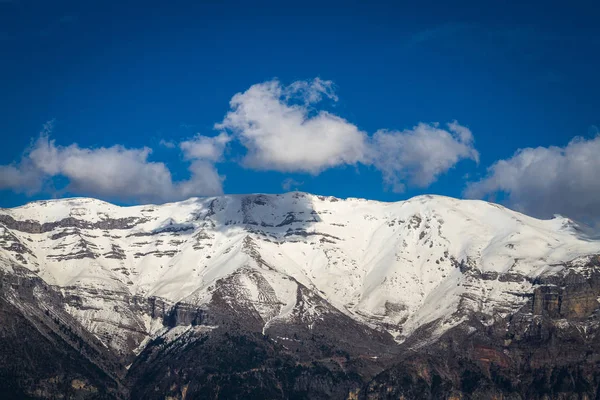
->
[0,124,224,203]
[216,78,478,190]
[465,135,600,224]
[1,78,480,203]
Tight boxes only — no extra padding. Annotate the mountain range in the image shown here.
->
[1,192,600,399]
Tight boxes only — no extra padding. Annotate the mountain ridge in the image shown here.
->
[1,192,600,398]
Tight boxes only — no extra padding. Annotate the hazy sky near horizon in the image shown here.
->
[1,0,599,224]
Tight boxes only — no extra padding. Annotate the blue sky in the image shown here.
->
[1,0,599,223]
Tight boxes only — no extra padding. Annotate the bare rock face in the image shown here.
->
[1,193,600,398]
[532,257,600,320]
[362,256,600,399]
[0,266,124,399]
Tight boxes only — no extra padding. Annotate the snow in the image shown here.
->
[1,192,599,348]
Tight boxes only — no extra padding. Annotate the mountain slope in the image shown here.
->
[1,192,599,398]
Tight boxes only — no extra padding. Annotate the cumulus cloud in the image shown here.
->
[2,79,481,204]
[216,78,478,191]
[0,163,42,194]
[0,126,224,203]
[465,135,600,223]
[370,122,479,192]
[215,78,368,174]
[180,132,230,162]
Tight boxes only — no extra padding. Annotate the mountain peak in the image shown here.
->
[1,193,600,398]
[1,192,599,348]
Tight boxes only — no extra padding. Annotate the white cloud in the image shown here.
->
[0,163,42,194]
[369,122,479,192]
[0,128,224,203]
[0,121,55,193]
[216,78,479,191]
[215,78,368,174]
[465,135,600,223]
[2,80,481,204]
[173,160,224,201]
[179,132,230,162]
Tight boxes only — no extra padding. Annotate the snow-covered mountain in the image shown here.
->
[2,191,599,359]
